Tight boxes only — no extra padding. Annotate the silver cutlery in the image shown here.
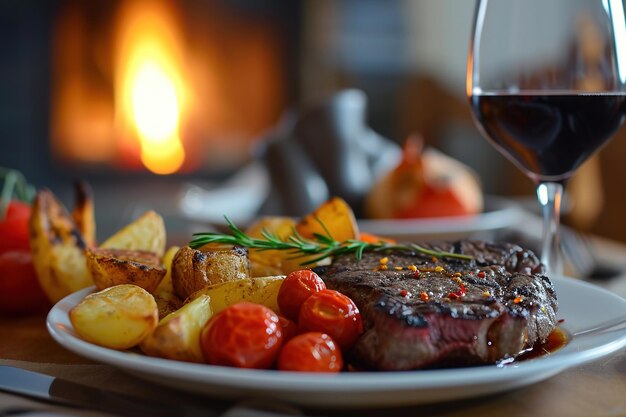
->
[0,366,308,417]
[561,227,621,280]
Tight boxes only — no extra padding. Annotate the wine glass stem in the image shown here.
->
[537,182,564,276]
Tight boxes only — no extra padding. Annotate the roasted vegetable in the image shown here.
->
[186,275,285,314]
[245,216,298,277]
[295,196,359,242]
[71,181,96,248]
[140,294,212,362]
[86,248,166,293]
[101,210,166,257]
[190,198,360,276]
[153,246,183,318]
[29,189,92,303]
[69,284,158,350]
[171,245,250,300]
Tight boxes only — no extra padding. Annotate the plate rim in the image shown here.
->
[356,195,524,237]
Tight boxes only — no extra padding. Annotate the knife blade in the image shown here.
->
[0,365,221,417]
[0,366,313,417]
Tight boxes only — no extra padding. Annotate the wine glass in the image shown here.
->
[467,0,626,275]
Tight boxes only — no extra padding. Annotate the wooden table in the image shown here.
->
[1,235,626,416]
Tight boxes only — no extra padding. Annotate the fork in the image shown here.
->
[561,227,620,280]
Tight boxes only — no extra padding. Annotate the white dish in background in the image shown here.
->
[182,188,524,241]
[358,196,525,241]
[47,276,626,408]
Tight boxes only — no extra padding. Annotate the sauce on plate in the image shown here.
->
[515,327,569,362]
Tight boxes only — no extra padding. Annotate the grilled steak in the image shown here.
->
[314,240,557,370]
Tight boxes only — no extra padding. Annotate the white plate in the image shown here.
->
[358,196,525,241]
[47,276,626,408]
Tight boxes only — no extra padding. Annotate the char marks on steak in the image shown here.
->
[313,240,557,370]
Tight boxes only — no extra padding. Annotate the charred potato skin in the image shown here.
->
[71,180,96,248]
[86,248,166,293]
[153,246,183,319]
[172,245,250,300]
[29,189,92,303]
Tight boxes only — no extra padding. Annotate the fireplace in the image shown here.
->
[49,0,298,177]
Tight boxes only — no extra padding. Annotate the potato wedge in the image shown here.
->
[86,248,166,293]
[186,275,285,314]
[245,216,297,277]
[153,246,183,319]
[140,294,212,362]
[70,284,158,350]
[172,245,250,300]
[295,196,359,242]
[29,189,92,303]
[71,180,96,248]
[101,211,166,257]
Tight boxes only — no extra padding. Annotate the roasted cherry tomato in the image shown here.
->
[0,200,31,255]
[277,314,300,342]
[299,289,363,351]
[0,250,49,315]
[200,302,283,369]
[277,270,326,321]
[278,332,343,373]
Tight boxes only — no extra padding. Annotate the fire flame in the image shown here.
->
[115,0,187,174]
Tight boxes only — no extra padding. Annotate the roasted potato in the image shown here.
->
[140,294,212,362]
[153,246,183,318]
[295,196,359,242]
[86,248,166,293]
[29,189,92,303]
[171,245,250,300]
[186,275,285,314]
[70,284,158,350]
[245,216,297,277]
[71,180,96,248]
[101,210,166,257]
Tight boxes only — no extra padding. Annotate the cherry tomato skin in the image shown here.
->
[0,201,31,255]
[277,314,300,342]
[0,251,50,315]
[278,332,343,372]
[277,270,326,321]
[200,302,283,369]
[299,289,363,351]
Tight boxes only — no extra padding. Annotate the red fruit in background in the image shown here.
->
[0,251,50,315]
[0,201,32,255]
[394,184,470,219]
[277,270,326,321]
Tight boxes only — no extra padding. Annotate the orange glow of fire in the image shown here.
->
[114,0,188,175]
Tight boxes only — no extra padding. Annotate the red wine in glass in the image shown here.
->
[467,0,626,275]
[471,92,626,181]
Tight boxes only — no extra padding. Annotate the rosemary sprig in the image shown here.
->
[189,217,472,265]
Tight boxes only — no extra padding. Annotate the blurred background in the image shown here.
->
[1,0,625,242]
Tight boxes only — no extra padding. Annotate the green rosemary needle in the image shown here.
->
[189,217,472,265]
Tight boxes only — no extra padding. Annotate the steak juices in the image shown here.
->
[314,240,557,370]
